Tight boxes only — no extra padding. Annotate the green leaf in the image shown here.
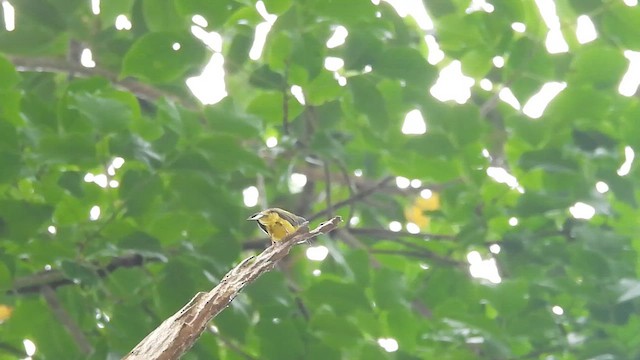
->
[175,0,237,27]
[308,0,376,24]
[434,13,485,52]
[156,259,198,315]
[343,29,384,71]
[262,0,293,15]
[515,192,573,216]
[344,249,370,287]
[504,38,554,100]
[570,43,627,88]
[568,0,602,13]
[0,261,12,290]
[461,48,494,78]
[98,0,134,29]
[518,148,578,173]
[119,169,162,216]
[109,303,157,350]
[197,134,268,173]
[53,196,93,225]
[122,32,207,83]
[306,341,341,360]
[142,0,184,32]
[349,75,389,132]
[256,318,305,360]
[505,113,548,147]
[247,91,304,126]
[0,150,20,184]
[0,200,53,239]
[601,3,640,50]
[214,303,251,342]
[70,92,133,133]
[0,55,20,89]
[203,99,262,137]
[544,86,609,125]
[386,307,419,353]
[107,267,150,301]
[374,47,435,86]
[246,272,293,316]
[306,71,344,105]
[224,25,254,74]
[37,133,96,167]
[4,299,80,358]
[249,65,285,90]
[266,31,293,70]
[372,269,407,310]
[0,89,22,126]
[309,310,362,348]
[12,0,65,31]
[60,260,100,286]
[117,231,163,256]
[57,171,85,198]
[304,279,370,314]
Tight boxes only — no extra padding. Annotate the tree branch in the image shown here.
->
[307,176,394,222]
[124,216,342,360]
[349,228,456,240]
[323,161,333,217]
[369,249,463,267]
[8,56,195,107]
[9,254,149,295]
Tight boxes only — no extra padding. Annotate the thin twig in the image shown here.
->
[8,56,195,107]
[308,176,394,222]
[369,249,462,267]
[335,161,356,228]
[349,228,455,240]
[10,254,149,295]
[0,342,27,358]
[41,286,94,355]
[323,161,333,217]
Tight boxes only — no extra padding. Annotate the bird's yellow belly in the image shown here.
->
[268,221,296,241]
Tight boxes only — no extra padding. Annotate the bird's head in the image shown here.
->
[247,209,280,226]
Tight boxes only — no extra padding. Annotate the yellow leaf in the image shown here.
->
[0,304,13,322]
[405,192,441,228]
[416,192,440,211]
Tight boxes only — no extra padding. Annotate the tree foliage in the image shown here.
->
[1,0,640,359]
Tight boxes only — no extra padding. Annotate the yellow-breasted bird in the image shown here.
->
[247,208,307,245]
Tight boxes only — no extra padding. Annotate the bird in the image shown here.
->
[247,208,307,245]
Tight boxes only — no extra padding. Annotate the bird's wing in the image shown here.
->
[272,208,307,227]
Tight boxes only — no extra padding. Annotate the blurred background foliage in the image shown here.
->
[1,0,640,359]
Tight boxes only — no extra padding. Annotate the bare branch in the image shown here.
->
[124,217,342,360]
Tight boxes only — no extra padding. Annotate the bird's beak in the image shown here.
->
[247,212,265,221]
